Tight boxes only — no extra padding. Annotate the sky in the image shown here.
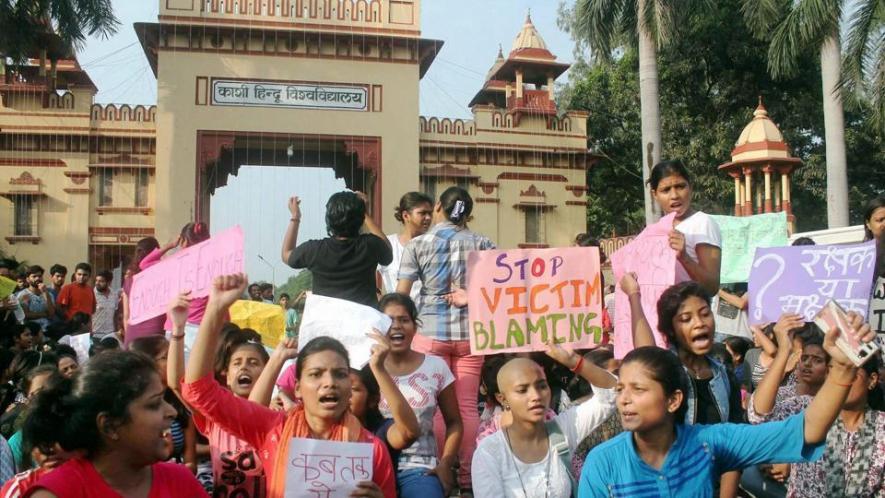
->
[79,1,579,285]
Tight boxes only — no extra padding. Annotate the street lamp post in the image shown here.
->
[257,254,275,292]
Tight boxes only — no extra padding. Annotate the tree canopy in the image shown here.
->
[0,0,118,64]
[558,0,884,236]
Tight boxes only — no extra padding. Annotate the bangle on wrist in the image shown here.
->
[170,333,185,340]
[290,218,301,223]
[570,354,585,373]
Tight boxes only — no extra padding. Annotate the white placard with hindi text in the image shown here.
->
[297,294,392,368]
[284,438,373,498]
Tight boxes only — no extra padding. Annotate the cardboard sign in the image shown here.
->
[285,438,373,498]
[230,300,286,348]
[711,213,789,284]
[0,276,16,300]
[466,247,604,355]
[129,226,245,325]
[297,294,392,368]
[610,213,687,358]
[748,241,877,325]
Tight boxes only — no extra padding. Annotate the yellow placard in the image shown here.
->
[0,276,16,300]
[229,300,285,348]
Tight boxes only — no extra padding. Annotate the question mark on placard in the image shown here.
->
[752,253,786,321]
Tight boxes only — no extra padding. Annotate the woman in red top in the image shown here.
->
[182,274,396,498]
[22,351,208,498]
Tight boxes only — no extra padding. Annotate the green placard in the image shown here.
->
[711,212,789,284]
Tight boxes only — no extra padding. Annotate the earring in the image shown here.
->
[503,403,510,411]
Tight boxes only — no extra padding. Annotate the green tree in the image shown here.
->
[560,0,885,236]
[567,0,711,224]
[276,270,312,304]
[0,0,118,86]
[742,0,884,228]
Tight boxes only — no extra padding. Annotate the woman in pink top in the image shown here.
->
[22,351,207,498]
[121,236,176,346]
[166,292,269,498]
[182,274,396,498]
[159,223,213,354]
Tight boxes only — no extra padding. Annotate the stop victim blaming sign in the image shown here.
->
[467,247,604,355]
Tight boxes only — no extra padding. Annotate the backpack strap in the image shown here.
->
[546,419,576,498]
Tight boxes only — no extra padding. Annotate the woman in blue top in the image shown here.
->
[578,311,876,498]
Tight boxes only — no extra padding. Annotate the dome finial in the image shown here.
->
[753,96,768,118]
[526,9,532,24]
[497,44,504,60]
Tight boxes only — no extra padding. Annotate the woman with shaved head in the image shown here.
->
[471,342,617,498]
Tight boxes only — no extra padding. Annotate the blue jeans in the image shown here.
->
[397,468,445,498]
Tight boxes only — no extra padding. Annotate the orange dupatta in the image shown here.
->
[268,406,366,498]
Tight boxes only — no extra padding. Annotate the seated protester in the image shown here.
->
[578,315,877,497]
[24,323,44,352]
[1,352,57,439]
[476,354,557,445]
[21,352,208,497]
[6,324,34,354]
[17,266,55,332]
[723,336,752,386]
[743,318,885,497]
[376,294,461,497]
[181,274,396,498]
[52,346,79,379]
[248,321,420,471]
[621,275,743,424]
[350,357,420,467]
[620,275,744,494]
[166,294,267,496]
[747,314,823,424]
[55,264,95,322]
[8,366,63,471]
[744,324,785,395]
[129,336,197,473]
[471,344,618,498]
[281,192,392,308]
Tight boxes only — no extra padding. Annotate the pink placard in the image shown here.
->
[467,247,604,355]
[610,213,686,358]
[128,226,245,325]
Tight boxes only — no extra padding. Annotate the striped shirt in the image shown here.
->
[578,413,823,497]
[398,222,495,341]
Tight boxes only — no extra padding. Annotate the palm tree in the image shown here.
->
[0,0,118,84]
[743,0,882,228]
[572,0,707,225]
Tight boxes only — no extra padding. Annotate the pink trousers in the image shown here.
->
[412,335,484,489]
